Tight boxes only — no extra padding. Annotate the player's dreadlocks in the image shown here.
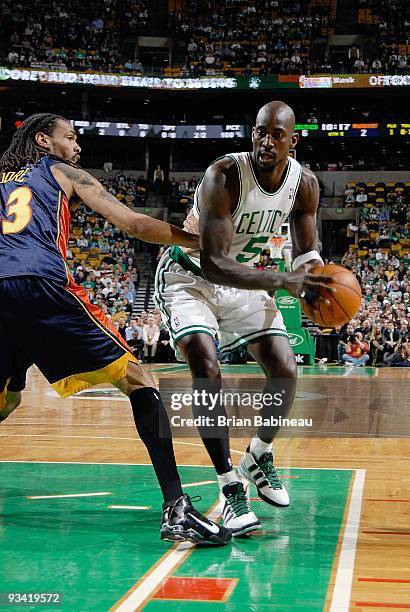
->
[0,113,70,173]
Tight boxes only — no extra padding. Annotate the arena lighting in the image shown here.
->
[1,67,410,89]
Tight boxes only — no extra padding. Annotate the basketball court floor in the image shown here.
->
[0,364,409,611]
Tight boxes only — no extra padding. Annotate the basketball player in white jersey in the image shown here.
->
[155,101,332,535]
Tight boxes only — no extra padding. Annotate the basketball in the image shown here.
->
[301,264,362,327]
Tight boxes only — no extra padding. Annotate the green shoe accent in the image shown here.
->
[222,482,251,517]
[257,452,283,490]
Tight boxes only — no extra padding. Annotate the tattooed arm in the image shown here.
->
[51,163,199,248]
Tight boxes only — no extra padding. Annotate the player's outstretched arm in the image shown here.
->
[52,163,199,249]
[199,160,331,296]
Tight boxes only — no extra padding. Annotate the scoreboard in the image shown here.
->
[71,121,248,139]
[295,122,410,138]
[386,123,410,136]
[68,120,410,139]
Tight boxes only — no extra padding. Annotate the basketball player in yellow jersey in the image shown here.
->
[155,101,333,535]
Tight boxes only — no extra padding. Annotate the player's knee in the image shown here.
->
[179,335,220,379]
[116,361,157,396]
[183,343,220,378]
[281,356,298,380]
[193,357,220,380]
[266,354,297,380]
[284,356,298,379]
[126,368,155,389]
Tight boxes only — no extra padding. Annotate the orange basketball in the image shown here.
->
[301,264,362,327]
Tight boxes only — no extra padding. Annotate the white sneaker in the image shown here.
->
[219,481,260,536]
[238,447,289,507]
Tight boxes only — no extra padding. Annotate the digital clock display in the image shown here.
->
[297,123,380,137]
[67,120,408,139]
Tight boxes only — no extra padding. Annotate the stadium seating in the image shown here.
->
[168,0,334,76]
[1,0,148,73]
[357,0,409,72]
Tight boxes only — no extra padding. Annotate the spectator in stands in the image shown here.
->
[358,318,372,337]
[156,325,175,363]
[337,323,356,363]
[371,58,383,72]
[117,317,128,340]
[353,57,365,72]
[348,46,361,71]
[143,313,160,362]
[376,247,387,263]
[400,319,409,335]
[341,246,356,267]
[188,176,198,193]
[346,222,358,245]
[344,185,355,206]
[140,311,148,325]
[391,336,410,367]
[356,190,368,206]
[382,321,401,364]
[341,332,370,367]
[178,178,189,194]
[126,318,144,359]
[368,323,385,365]
[384,264,395,282]
[168,177,179,194]
[345,192,356,207]
[153,165,165,194]
[120,297,133,317]
[124,283,136,304]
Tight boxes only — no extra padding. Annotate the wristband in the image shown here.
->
[292,250,324,271]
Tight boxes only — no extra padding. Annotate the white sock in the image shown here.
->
[250,436,273,460]
[217,470,239,490]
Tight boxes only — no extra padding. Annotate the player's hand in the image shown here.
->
[282,266,335,304]
[181,210,200,252]
[183,209,199,234]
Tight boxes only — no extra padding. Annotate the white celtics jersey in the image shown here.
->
[189,152,302,267]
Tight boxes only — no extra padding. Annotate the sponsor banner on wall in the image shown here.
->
[1,67,409,90]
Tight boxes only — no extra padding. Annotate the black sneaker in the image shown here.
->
[161,494,232,546]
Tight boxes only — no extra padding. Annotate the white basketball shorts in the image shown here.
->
[154,248,288,359]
